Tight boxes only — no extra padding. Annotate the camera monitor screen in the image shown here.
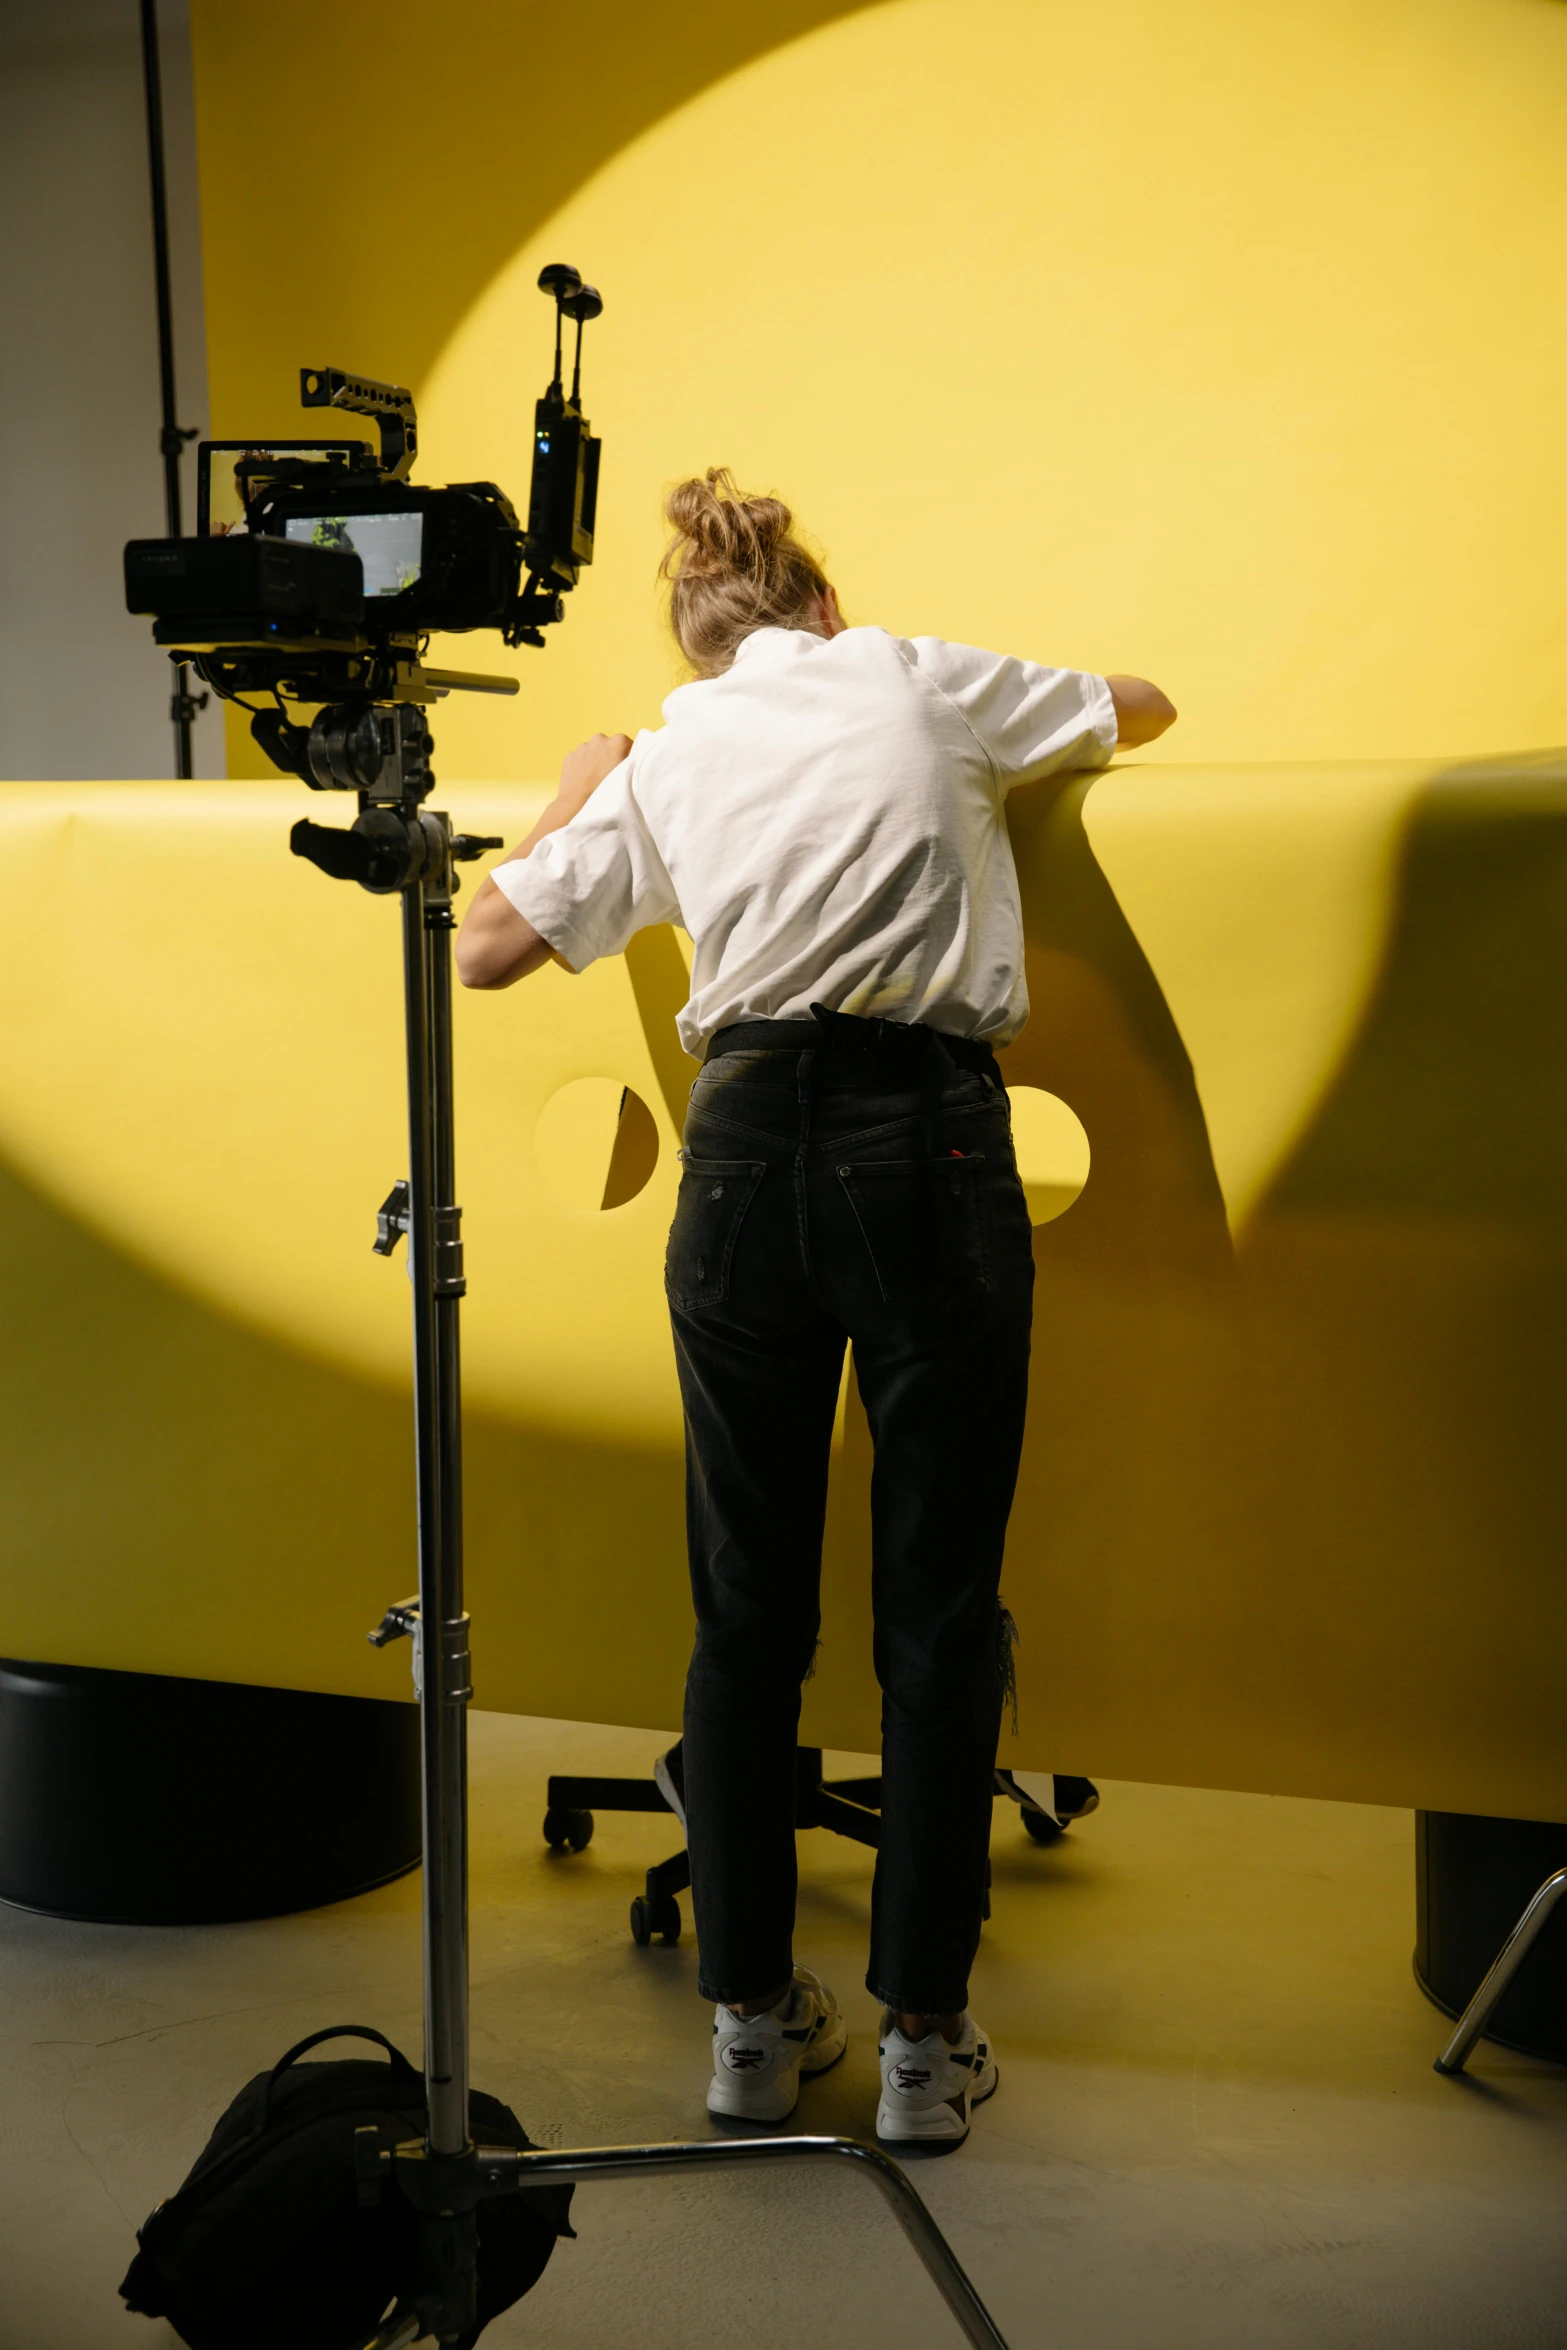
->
[198,441,367,537]
[282,511,424,600]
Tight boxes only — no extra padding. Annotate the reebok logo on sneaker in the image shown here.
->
[876,2012,999,2151]
[707,1967,849,2124]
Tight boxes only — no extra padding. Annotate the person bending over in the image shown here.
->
[457,470,1175,2149]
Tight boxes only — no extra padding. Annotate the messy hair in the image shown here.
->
[660,467,831,677]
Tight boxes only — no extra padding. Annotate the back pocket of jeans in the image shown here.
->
[835,1154,989,1306]
[665,1156,767,1311]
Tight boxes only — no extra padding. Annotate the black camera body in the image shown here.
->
[124,266,604,726]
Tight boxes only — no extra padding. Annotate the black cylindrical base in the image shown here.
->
[0,1659,421,1924]
[1415,1809,1567,2064]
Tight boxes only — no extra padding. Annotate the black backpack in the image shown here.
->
[119,2026,574,2350]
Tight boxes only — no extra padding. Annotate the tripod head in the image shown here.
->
[271,699,501,895]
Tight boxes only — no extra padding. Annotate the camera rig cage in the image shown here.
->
[125,259,603,864]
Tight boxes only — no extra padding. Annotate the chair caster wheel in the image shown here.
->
[1021,1806,1065,1844]
[630,1893,681,1946]
[543,1805,594,1852]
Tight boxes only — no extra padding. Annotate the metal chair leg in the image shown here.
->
[1433,1863,1567,2074]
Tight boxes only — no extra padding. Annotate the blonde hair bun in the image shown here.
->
[664,470,792,576]
[661,467,831,676]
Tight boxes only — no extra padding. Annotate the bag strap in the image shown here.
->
[259,2025,420,2130]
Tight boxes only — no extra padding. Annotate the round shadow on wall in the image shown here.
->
[535,1077,660,1212]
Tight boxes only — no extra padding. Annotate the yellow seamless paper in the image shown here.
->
[7,760,1567,1822]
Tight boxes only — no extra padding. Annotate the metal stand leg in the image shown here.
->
[1434,1864,1567,2074]
[359,2134,1010,2350]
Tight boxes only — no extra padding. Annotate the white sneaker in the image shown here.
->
[876,2011,998,2149]
[707,1967,848,2123]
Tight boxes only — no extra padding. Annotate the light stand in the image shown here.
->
[137,0,207,776]
[287,712,1013,2350]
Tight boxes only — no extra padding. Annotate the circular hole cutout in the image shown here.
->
[1008,1086,1090,1225]
[535,1077,660,1212]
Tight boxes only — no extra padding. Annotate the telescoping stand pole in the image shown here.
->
[402,851,471,2167]
[358,790,488,2337]
[308,741,1010,2350]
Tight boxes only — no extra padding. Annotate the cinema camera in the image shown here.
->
[124,260,602,894]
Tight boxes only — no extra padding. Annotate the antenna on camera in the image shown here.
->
[509,263,603,645]
[563,282,602,404]
[536,263,582,395]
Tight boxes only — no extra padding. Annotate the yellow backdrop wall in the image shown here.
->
[195,0,1567,774]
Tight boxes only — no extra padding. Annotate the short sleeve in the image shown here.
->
[490,746,681,972]
[909,638,1118,790]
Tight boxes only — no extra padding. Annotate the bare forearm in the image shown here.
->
[455,792,586,987]
[454,875,554,989]
[1106,673,1178,749]
[455,729,633,990]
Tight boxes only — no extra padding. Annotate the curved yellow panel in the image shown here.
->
[0,764,1410,1444]
[13,759,1567,1823]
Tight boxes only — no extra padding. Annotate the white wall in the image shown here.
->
[0,0,220,779]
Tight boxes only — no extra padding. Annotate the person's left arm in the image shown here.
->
[1104,674,1177,750]
[912,639,1176,785]
[456,732,632,990]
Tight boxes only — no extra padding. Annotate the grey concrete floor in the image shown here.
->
[3,1713,1566,2350]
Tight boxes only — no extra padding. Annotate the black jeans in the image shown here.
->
[666,1020,1035,2012]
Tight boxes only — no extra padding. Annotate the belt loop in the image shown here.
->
[920,1027,955,1161]
[797,1043,817,1146]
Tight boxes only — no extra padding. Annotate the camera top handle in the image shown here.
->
[300,366,418,483]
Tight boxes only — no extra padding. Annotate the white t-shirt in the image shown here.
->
[493,625,1116,1057]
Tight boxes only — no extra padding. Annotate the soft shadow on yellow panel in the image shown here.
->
[997,754,1567,1820]
[0,782,691,1450]
[0,1152,691,1724]
[416,0,1567,780]
[1082,762,1432,1226]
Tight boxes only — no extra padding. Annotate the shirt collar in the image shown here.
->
[729,626,822,669]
